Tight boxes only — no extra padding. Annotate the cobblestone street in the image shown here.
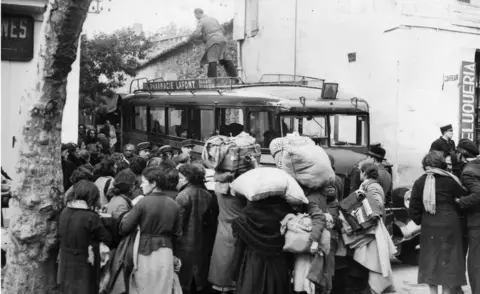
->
[391,260,471,294]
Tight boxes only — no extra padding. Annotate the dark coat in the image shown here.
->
[304,190,340,293]
[120,192,182,255]
[58,207,112,294]
[208,191,245,288]
[459,159,480,228]
[176,183,215,291]
[409,174,467,287]
[459,159,480,293]
[430,137,456,156]
[62,156,78,191]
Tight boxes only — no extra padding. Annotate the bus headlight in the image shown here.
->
[404,190,412,209]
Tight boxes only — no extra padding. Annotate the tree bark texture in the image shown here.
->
[2,0,91,292]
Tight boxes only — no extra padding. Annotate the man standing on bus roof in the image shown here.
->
[430,124,456,156]
[189,8,238,78]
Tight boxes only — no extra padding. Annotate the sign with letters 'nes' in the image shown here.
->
[459,61,477,142]
[1,15,35,61]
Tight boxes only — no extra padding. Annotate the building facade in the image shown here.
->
[2,0,81,176]
[233,0,480,187]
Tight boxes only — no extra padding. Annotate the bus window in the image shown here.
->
[330,115,367,146]
[149,107,166,134]
[281,115,328,146]
[217,108,245,136]
[168,108,188,138]
[200,109,215,140]
[134,106,147,131]
[123,104,135,130]
[249,111,276,148]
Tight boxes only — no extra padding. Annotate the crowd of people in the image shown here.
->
[8,121,480,294]
[408,124,480,294]
[52,121,401,294]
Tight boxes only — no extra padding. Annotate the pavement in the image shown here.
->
[390,260,471,294]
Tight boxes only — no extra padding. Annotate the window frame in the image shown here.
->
[148,106,167,134]
[215,107,246,134]
[329,114,368,147]
[133,105,148,132]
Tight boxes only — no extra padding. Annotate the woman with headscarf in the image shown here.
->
[58,180,112,294]
[409,151,468,294]
[119,167,183,294]
[107,169,136,220]
[175,163,216,294]
[359,163,386,220]
[93,158,116,207]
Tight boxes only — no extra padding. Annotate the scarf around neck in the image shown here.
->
[423,167,466,215]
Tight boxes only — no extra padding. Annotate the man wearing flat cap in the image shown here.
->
[430,124,456,156]
[455,138,480,293]
[158,145,174,161]
[137,142,152,160]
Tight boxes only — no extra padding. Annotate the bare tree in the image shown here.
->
[1,0,92,292]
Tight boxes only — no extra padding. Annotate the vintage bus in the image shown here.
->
[121,74,419,264]
[121,74,370,177]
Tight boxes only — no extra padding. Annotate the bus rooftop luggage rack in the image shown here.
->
[258,74,325,89]
[141,77,243,94]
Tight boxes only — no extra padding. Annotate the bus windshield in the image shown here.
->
[280,114,368,147]
[281,115,329,146]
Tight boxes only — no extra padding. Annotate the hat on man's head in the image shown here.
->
[440,124,453,134]
[366,144,386,161]
[457,139,479,158]
[137,142,152,152]
[158,145,173,154]
[181,140,195,149]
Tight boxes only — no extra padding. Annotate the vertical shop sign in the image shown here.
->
[459,61,477,142]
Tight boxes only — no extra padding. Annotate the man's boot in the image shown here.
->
[208,62,217,78]
[221,59,238,78]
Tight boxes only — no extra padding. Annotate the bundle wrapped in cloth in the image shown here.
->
[202,132,261,175]
[270,135,335,189]
[229,167,309,205]
[269,134,315,169]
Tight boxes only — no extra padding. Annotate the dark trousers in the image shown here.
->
[467,228,480,294]
[207,60,238,78]
[331,259,370,294]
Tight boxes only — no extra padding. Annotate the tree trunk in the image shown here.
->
[2,0,92,292]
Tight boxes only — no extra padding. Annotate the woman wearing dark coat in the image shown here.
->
[175,163,216,293]
[409,151,468,294]
[119,166,183,294]
[232,196,294,294]
[58,180,113,294]
[208,179,247,294]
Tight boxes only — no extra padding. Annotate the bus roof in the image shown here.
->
[124,76,369,113]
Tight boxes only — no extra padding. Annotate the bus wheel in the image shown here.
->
[396,236,419,265]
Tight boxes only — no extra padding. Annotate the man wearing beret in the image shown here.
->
[430,124,456,156]
[456,138,480,294]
